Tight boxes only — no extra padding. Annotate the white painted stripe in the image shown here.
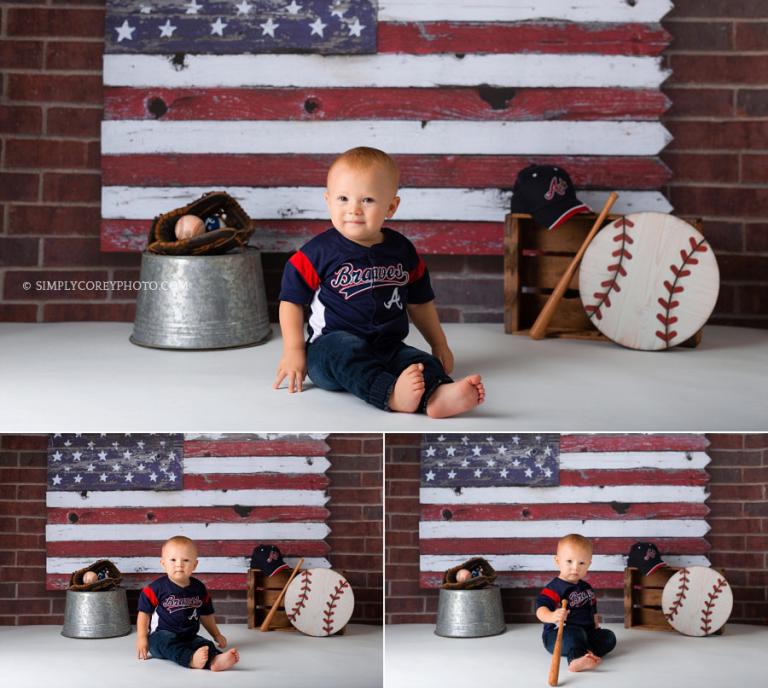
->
[47,489,328,508]
[420,554,710,572]
[419,519,709,539]
[102,120,671,156]
[420,485,707,504]
[46,522,330,541]
[102,186,672,222]
[184,433,328,440]
[379,0,673,23]
[47,556,329,574]
[103,54,669,89]
[183,456,330,474]
[560,451,711,470]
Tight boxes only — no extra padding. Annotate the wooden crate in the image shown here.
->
[247,568,296,632]
[503,212,703,346]
[624,567,725,633]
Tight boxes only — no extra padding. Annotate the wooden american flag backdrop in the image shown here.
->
[46,433,331,590]
[100,0,674,254]
[419,433,711,589]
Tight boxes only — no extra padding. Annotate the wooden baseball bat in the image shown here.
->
[529,192,618,340]
[259,557,304,632]
[548,600,568,687]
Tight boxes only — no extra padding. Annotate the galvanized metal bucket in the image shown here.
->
[131,248,272,349]
[435,586,506,638]
[61,588,131,639]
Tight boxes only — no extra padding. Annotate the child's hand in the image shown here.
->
[432,343,454,374]
[552,607,569,625]
[594,613,601,628]
[273,348,307,393]
[214,633,227,648]
[136,638,149,660]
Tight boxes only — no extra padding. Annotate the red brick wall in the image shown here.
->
[0,2,766,325]
[385,433,768,625]
[0,433,383,626]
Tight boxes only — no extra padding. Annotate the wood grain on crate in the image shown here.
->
[247,568,297,632]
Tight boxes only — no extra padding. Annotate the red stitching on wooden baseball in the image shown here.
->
[322,580,350,635]
[700,577,727,635]
[664,567,690,622]
[288,570,312,621]
[655,237,709,344]
[584,216,634,321]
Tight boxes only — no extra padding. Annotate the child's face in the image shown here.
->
[161,541,198,586]
[324,161,400,247]
[554,542,592,583]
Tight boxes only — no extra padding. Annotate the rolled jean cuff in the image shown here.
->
[419,374,453,414]
[367,370,398,410]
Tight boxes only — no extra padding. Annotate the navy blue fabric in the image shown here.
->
[535,577,598,638]
[279,227,434,350]
[138,575,214,637]
[543,625,617,664]
[148,629,220,669]
[307,330,452,412]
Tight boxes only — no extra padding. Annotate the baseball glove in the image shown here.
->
[69,559,123,591]
[442,557,497,590]
[147,190,255,256]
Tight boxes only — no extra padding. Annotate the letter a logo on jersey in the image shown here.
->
[384,287,403,310]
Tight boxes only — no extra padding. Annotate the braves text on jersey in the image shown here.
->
[535,577,598,638]
[138,575,214,637]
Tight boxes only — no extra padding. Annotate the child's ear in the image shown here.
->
[386,195,401,218]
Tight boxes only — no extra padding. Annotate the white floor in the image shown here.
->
[0,624,382,688]
[385,623,766,688]
[1,322,766,431]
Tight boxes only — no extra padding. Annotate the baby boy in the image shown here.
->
[274,146,484,417]
[136,535,240,671]
[535,533,617,672]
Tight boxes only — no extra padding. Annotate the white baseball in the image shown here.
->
[579,212,719,350]
[661,566,733,637]
[284,568,354,637]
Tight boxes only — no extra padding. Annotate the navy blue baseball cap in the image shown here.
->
[250,544,290,577]
[510,164,590,230]
[628,542,667,575]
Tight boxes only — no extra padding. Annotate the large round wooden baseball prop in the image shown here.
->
[284,568,354,637]
[579,212,719,350]
[661,567,732,637]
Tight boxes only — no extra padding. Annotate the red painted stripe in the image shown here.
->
[101,154,670,188]
[141,585,158,607]
[102,219,505,255]
[377,22,671,56]
[47,539,329,558]
[104,87,669,121]
[47,506,329,525]
[182,473,330,491]
[541,587,561,604]
[409,256,426,284]
[420,571,625,590]
[558,468,709,487]
[561,434,709,452]
[419,537,710,556]
[48,573,249,591]
[420,502,709,522]
[183,439,328,457]
[289,251,320,291]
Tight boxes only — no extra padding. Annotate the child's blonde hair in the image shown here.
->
[162,535,197,555]
[328,146,400,188]
[557,533,593,554]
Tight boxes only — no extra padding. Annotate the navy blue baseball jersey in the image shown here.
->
[138,575,214,637]
[535,577,597,638]
[279,227,434,349]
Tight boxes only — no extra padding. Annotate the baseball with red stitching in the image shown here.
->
[661,566,733,637]
[578,212,719,350]
[284,568,354,637]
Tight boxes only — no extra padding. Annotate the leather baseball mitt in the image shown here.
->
[147,190,255,256]
[442,557,498,590]
[69,559,123,591]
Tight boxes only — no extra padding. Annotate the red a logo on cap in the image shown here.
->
[544,177,568,200]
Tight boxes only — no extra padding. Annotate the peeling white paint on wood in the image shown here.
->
[47,489,329,508]
[183,456,331,474]
[47,556,330,573]
[46,522,331,541]
[420,554,710,572]
[103,53,670,89]
[560,451,711,470]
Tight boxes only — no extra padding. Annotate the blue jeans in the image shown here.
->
[149,629,221,669]
[543,625,616,664]
[307,331,452,412]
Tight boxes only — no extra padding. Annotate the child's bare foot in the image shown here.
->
[568,654,599,672]
[190,646,209,669]
[210,648,240,672]
[389,363,425,413]
[586,650,602,665]
[426,375,484,418]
